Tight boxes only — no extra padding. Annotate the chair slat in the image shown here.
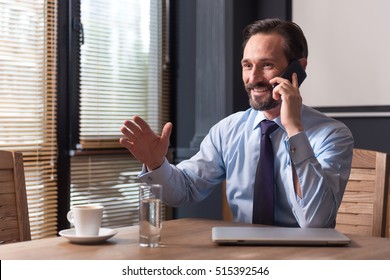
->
[338,202,373,215]
[336,213,372,226]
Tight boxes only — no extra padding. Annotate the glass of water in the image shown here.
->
[139,183,162,247]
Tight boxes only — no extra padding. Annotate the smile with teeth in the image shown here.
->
[252,86,270,93]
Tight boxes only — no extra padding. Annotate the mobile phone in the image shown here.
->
[273,60,307,88]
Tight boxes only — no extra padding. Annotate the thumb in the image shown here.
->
[160,122,173,144]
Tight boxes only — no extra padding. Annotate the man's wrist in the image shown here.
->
[146,158,165,171]
[284,122,303,137]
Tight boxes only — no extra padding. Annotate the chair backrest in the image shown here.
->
[0,150,31,244]
[336,148,389,237]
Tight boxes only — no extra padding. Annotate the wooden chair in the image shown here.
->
[0,150,31,244]
[222,180,233,221]
[336,148,389,237]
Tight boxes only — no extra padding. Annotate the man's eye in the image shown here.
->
[242,63,252,69]
[263,63,274,69]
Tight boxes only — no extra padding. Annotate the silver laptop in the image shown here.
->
[212,226,351,246]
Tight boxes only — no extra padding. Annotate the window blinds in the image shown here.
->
[71,0,170,229]
[0,0,58,239]
[78,0,165,149]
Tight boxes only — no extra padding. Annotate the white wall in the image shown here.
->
[293,0,390,110]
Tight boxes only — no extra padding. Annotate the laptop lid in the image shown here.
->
[212,226,351,246]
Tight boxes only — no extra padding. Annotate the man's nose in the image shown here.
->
[248,67,265,84]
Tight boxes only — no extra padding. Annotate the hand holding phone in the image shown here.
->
[271,60,306,136]
[273,60,307,88]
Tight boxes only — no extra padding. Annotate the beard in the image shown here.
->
[245,82,281,111]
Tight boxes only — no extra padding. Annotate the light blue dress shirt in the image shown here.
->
[140,105,354,228]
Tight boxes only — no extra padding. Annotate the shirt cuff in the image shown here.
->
[138,158,172,184]
[287,131,315,165]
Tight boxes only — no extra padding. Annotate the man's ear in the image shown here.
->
[298,58,308,70]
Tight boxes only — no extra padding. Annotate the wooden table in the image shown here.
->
[1,218,390,260]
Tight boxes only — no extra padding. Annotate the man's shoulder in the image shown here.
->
[213,108,255,129]
[208,108,257,136]
[302,105,353,136]
[303,106,346,126]
[219,108,255,124]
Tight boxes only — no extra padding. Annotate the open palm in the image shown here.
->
[120,116,173,170]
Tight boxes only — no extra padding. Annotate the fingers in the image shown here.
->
[133,115,152,131]
[272,73,300,99]
[120,115,173,146]
[120,116,149,141]
[119,137,133,150]
[120,121,139,142]
[291,73,298,88]
[270,73,298,89]
[161,122,173,145]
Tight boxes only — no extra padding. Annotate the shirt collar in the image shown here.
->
[252,110,286,132]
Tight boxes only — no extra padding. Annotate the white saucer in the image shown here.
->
[59,228,118,244]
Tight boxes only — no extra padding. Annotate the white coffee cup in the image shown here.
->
[67,205,104,236]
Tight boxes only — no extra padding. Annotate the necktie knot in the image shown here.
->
[260,120,278,136]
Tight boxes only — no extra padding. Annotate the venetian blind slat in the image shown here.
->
[0,0,58,240]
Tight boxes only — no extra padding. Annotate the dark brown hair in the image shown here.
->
[242,18,308,62]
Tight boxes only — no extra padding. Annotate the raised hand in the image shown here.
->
[120,115,173,170]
